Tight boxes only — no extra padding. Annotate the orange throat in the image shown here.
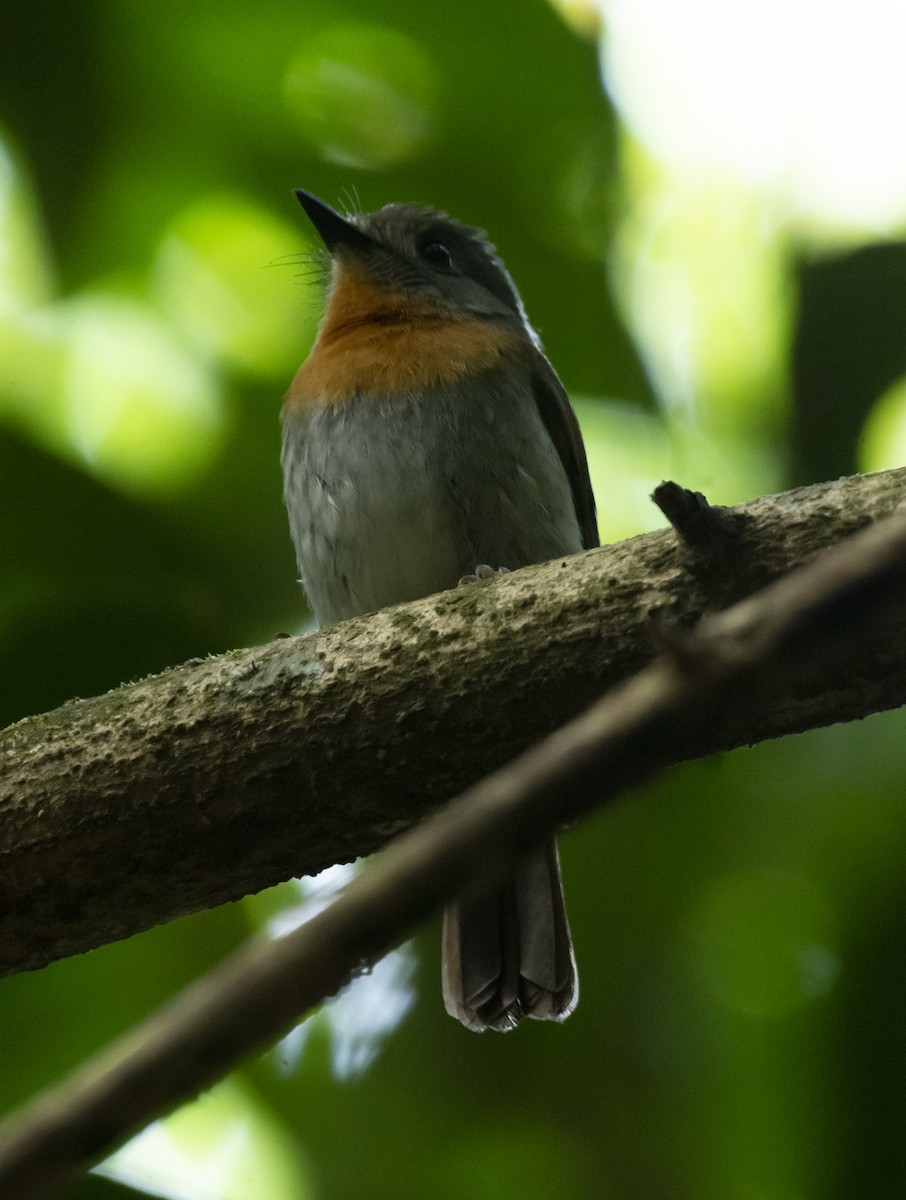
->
[285,263,521,409]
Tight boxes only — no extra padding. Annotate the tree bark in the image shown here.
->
[1,466,905,980]
[2,484,906,1200]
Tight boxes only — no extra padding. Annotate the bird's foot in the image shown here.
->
[458,565,511,586]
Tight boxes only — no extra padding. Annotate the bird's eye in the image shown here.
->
[420,241,453,270]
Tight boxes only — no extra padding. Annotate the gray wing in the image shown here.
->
[530,355,599,551]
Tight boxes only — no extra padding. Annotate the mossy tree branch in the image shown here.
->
[1,478,906,1200]
[1,466,905,981]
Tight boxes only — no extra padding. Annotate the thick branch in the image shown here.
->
[1,467,905,979]
[1,490,905,1200]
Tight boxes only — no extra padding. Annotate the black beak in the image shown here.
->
[294,190,376,255]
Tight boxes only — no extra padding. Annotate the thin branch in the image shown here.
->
[0,492,905,1200]
[1,467,905,981]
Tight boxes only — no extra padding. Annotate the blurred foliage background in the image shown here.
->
[2,1,906,1197]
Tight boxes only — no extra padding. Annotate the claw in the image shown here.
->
[458,565,511,586]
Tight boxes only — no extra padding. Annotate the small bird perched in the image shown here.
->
[282,190,598,1031]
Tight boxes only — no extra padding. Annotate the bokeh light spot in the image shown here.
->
[154,196,312,378]
[518,121,615,261]
[685,870,839,1019]
[573,397,672,539]
[258,869,416,1082]
[60,293,222,495]
[0,137,53,309]
[96,1079,309,1200]
[860,375,906,472]
[283,24,439,169]
[599,0,906,229]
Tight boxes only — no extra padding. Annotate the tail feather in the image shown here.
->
[442,839,577,1032]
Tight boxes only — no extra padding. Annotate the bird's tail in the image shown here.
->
[441,839,577,1032]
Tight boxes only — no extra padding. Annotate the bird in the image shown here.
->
[282,189,598,1031]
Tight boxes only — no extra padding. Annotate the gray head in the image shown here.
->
[295,190,535,338]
